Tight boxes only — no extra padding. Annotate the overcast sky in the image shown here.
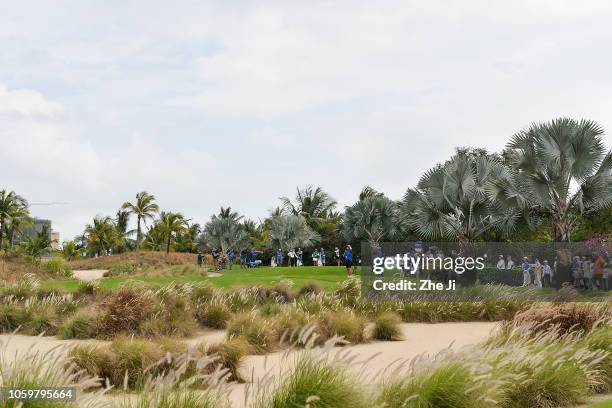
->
[1,1,612,241]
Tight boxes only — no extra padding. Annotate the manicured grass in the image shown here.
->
[588,399,612,408]
[42,266,353,293]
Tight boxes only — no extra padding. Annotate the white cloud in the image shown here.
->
[0,85,64,117]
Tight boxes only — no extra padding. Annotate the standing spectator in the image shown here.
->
[276,249,284,267]
[196,253,203,268]
[603,264,610,291]
[297,248,303,266]
[288,248,296,267]
[320,248,326,266]
[239,248,247,268]
[543,260,552,287]
[212,249,220,270]
[227,249,236,270]
[496,255,506,270]
[583,256,593,290]
[311,249,320,266]
[506,255,514,270]
[533,259,542,288]
[333,247,341,266]
[594,253,606,290]
[344,245,354,276]
[572,256,582,287]
[521,257,531,287]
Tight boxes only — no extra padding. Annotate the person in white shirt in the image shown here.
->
[506,256,515,270]
[287,249,296,267]
[496,255,506,270]
[533,259,543,288]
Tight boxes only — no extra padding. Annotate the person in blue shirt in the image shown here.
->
[227,248,236,270]
[522,257,531,287]
[344,245,353,276]
[276,249,284,267]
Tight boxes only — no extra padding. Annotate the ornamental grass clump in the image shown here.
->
[200,337,249,382]
[194,296,232,329]
[373,311,403,341]
[227,312,277,354]
[257,355,371,408]
[319,310,366,344]
[58,310,97,339]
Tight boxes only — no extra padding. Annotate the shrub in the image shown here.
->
[259,356,371,408]
[377,362,483,408]
[43,257,73,277]
[259,301,283,317]
[190,283,218,303]
[297,281,324,298]
[507,303,611,336]
[2,341,107,408]
[202,338,248,382]
[319,310,366,344]
[58,311,97,339]
[373,312,403,341]
[273,308,316,344]
[71,337,167,390]
[0,304,23,332]
[139,285,197,337]
[20,303,59,335]
[195,297,231,329]
[96,287,154,338]
[3,273,40,299]
[227,313,276,354]
[269,280,296,303]
[106,262,137,277]
[332,277,361,306]
[75,280,100,297]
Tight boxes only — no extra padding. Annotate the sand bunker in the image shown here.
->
[0,322,498,407]
[72,269,107,281]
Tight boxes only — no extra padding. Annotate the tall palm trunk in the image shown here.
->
[0,217,4,250]
[136,216,142,250]
[166,235,171,254]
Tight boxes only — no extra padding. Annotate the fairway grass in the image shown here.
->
[42,266,352,293]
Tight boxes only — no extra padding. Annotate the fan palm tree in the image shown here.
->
[280,186,337,229]
[490,118,612,242]
[121,191,159,250]
[269,215,320,251]
[342,194,400,249]
[401,151,518,243]
[0,190,28,250]
[202,215,249,256]
[218,207,243,222]
[158,211,188,254]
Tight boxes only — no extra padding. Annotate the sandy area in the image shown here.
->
[207,272,223,277]
[72,269,107,280]
[0,323,497,407]
[228,321,498,406]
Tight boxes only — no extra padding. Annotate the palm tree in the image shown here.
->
[85,216,117,256]
[358,186,384,201]
[218,207,243,222]
[342,194,400,249]
[121,191,159,250]
[280,186,337,229]
[0,190,28,250]
[158,212,188,254]
[114,209,133,252]
[401,151,518,243]
[269,215,320,251]
[490,118,612,242]
[202,215,249,256]
[7,204,32,248]
[61,240,79,261]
